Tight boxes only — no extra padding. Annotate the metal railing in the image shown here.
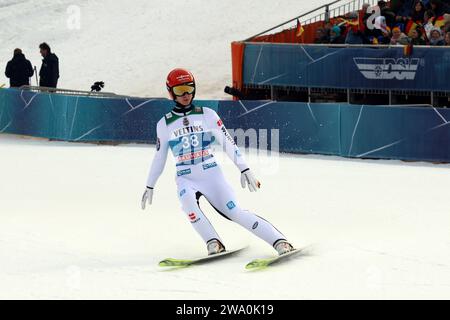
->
[245,0,379,41]
[301,0,378,25]
[18,85,133,99]
[241,42,450,50]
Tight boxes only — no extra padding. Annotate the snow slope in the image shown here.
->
[1,134,449,299]
[0,0,330,98]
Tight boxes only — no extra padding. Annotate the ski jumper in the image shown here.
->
[146,105,287,247]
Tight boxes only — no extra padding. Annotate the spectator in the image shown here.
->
[4,48,34,88]
[390,0,406,12]
[344,12,364,44]
[430,0,450,17]
[362,2,371,14]
[410,27,427,44]
[443,13,450,32]
[329,25,345,43]
[378,27,393,43]
[39,42,59,88]
[378,1,397,26]
[361,1,373,29]
[323,21,333,34]
[445,31,450,44]
[391,26,410,44]
[429,27,445,44]
[423,10,436,38]
[396,0,416,23]
[345,28,364,44]
[411,0,426,23]
[314,28,329,43]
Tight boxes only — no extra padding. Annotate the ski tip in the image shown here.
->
[158,258,192,267]
[245,263,257,270]
[158,260,172,267]
[245,259,270,270]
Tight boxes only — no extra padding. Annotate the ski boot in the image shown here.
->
[207,239,226,255]
[274,240,295,255]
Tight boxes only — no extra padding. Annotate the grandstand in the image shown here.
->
[230,0,450,107]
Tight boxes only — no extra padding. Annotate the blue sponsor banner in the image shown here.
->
[243,44,450,91]
[1,88,450,162]
[0,88,218,143]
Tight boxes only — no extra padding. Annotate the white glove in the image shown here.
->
[141,187,153,210]
[240,169,261,192]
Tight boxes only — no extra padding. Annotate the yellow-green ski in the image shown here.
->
[245,249,303,270]
[159,247,246,268]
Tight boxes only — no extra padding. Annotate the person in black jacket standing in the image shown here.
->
[39,42,59,88]
[4,49,34,88]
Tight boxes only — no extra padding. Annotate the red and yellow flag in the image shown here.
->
[403,43,413,56]
[337,16,360,33]
[434,15,446,29]
[405,19,418,36]
[296,19,305,37]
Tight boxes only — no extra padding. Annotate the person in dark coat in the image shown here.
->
[314,28,330,43]
[430,0,450,17]
[411,0,426,23]
[378,1,397,27]
[4,49,34,88]
[445,31,450,45]
[38,42,59,88]
[329,25,345,44]
[410,27,427,44]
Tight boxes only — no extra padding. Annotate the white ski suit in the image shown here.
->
[146,105,286,248]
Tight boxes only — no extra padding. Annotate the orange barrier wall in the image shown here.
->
[231,42,245,100]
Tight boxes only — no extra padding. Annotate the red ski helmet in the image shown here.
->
[166,68,196,100]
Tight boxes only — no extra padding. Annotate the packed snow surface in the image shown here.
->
[1,135,449,299]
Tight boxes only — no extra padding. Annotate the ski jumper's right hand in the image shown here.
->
[141,187,153,210]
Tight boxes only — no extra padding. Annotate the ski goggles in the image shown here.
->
[172,83,195,96]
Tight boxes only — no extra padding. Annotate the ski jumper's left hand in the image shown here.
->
[141,187,154,210]
[240,169,261,192]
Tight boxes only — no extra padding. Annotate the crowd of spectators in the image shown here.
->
[314,0,450,46]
